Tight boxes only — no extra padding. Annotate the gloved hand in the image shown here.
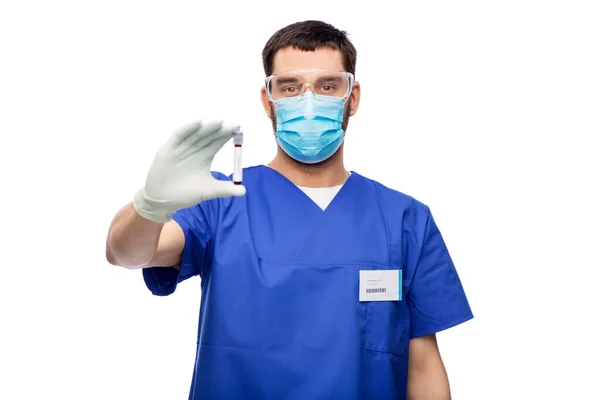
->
[133,119,246,223]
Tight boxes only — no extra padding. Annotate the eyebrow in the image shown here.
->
[274,76,300,85]
[315,75,343,84]
[274,74,344,86]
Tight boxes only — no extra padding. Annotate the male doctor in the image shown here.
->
[106,20,473,400]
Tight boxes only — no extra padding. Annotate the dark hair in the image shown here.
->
[262,20,357,77]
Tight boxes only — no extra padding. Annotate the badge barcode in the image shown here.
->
[366,288,387,293]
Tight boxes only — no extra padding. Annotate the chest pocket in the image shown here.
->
[363,186,409,357]
[364,284,409,356]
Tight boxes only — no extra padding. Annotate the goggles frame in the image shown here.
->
[265,68,355,103]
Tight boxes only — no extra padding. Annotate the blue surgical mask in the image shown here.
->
[274,92,346,164]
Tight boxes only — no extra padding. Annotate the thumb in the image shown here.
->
[209,179,247,199]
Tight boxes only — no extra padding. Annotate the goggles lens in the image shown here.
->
[266,69,353,101]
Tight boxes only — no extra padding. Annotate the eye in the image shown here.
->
[321,85,335,91]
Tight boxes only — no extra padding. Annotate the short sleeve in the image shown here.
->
[142,204,211,296]
[406,209,473,338]
[142,171,229,296]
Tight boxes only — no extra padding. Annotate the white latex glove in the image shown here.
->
[133,119,246,223]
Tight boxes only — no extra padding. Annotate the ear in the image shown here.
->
[261,87,273,118]
[348,81,361,116]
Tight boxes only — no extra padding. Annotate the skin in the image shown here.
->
[407,333,452,399]
[106,45,451,399]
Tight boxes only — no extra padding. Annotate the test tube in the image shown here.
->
[233,129,243,185]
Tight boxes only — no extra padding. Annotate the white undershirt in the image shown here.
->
[296,184,344,211]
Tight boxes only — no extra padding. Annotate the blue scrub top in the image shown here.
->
[143,165,473,400]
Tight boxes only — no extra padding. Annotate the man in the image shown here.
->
[106,20,473,400]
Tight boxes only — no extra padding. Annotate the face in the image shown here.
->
[261,47,361,133]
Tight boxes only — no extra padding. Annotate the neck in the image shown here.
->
[268,146,350,188]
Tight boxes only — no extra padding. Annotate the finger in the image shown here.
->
[174,120,228,161]
[219,122,242,137]
[167,119,205,147]
[208,180,247,198]
[184,119,225,149]
[203,123,241,153]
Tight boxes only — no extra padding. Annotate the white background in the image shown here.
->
[1,0,599,399]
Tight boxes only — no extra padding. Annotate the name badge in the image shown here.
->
[359,270,401,302]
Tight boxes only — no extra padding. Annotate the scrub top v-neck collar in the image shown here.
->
[260,165,356,214]
[245,165,366,264]
[296,184,344,211]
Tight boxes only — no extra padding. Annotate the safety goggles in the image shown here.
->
[265,68,355,102]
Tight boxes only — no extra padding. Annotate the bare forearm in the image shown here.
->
[407,334,451,400]
[106,202,164,269]
[407,366,451,400]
